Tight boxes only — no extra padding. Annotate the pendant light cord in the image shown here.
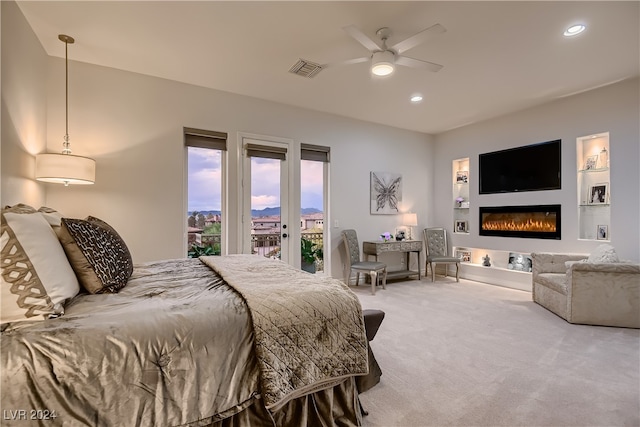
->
[65,40,69,141]
[62,37,71,154]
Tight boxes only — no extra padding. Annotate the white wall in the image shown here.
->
[1,1,47,207]
[38,57,433,276]
[434,77,640,263]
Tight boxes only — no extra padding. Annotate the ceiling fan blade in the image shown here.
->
[396,56,443,73]
[343,25,382,52]
[321,57,369,69]
[391,23,446,55]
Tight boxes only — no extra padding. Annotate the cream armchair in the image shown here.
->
[531,252,640,328]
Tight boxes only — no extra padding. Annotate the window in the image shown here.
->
[300,144,329,273]
[184,127,226,257]
[242,138,290,261]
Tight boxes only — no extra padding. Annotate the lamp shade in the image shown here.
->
[36,153,96,185]
[371,51,395,76]
[403,212,418,227]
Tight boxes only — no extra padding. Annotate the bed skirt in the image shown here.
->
[204,377,361,427]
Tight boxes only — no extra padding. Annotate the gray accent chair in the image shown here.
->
[531,252,640,328]
[423,227,460,282]
[341,229,387,295]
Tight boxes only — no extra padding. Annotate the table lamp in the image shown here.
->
[403,213,418,240]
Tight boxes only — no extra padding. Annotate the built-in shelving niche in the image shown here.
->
[577,132,610,241]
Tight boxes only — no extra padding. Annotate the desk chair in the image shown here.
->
[342,229,387,295]
[423,227,460,282]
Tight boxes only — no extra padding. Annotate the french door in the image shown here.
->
[241,135,293,264]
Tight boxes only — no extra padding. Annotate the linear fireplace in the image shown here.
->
[479,205,561,239]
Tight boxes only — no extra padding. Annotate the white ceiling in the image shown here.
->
[17,1,640,135]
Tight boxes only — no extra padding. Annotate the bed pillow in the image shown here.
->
[1,205,80,324]
[587,244,619,263]
[59,216,133,294]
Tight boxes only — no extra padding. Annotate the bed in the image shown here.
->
[0,205,370,426]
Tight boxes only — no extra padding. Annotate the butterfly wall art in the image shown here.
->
[370,171,402,214]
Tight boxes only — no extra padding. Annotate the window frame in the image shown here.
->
[184,127,228,256]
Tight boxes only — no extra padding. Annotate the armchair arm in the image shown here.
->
[566,262,640,328]
[568,262,640,274]
[532,252,587,275]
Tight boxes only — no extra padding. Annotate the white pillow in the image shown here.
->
[1,207,80,324]
[587,244,619,263]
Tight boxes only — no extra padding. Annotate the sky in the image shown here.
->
[187,147,323,212]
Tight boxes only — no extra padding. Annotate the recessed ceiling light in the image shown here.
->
[410,95,423,103]
[564,24,586,37]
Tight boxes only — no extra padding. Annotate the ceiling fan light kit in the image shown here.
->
[371,50,395,76]
[290,23,445,79]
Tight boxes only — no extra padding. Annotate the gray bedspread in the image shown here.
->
[0,256,368,426]
[1,259,259,426]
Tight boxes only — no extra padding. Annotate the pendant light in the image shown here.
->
[36,34,95,186]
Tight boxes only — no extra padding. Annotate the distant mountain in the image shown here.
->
[251,207,280,217]
[188,207,321,217]
[188,210,221,216]
[301,207,322,214]
[251,207,322,217]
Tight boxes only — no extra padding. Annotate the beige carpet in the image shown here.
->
[352,277,640,427]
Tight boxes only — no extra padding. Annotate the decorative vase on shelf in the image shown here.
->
[598,147,608,169]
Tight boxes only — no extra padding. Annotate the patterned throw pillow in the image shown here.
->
[1,205,80,324]
[58,216,133,294]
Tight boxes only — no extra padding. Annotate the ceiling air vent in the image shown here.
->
[289,59,323,78]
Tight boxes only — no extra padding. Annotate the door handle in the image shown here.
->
[282,233,288,238]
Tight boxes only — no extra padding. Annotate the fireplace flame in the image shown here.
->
[479,206,560,238]
[483,218,556,232]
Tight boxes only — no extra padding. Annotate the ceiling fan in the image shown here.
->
[290,24,446,78]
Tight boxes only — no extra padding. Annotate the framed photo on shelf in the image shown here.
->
[454,220,468,233]
[584,155,598,170]
[456,249,472,262]
[456,170,469,184]
[507,252,532,272]
[588,183,608,204]
[597,224,609,240]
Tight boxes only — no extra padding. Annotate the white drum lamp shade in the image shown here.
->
[36,153,96,186]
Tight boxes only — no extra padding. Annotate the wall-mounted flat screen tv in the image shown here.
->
[479,139,561,194]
